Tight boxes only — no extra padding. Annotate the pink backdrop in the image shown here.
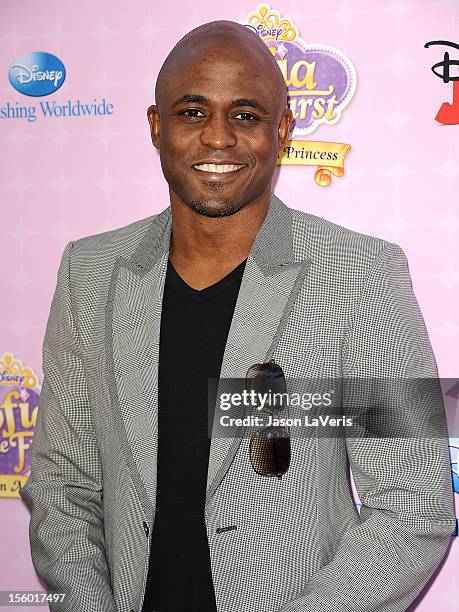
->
[1,0,458,609]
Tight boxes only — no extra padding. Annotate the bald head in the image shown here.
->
[155,20,288,116]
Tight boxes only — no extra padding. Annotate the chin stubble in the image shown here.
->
[189,198,239,218]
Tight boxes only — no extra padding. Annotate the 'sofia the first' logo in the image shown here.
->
[8,51,66,97]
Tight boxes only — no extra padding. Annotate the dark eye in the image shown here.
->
[182,109,205,117]
[234,112,257,121]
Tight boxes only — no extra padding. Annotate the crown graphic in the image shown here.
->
[245,4,298,42]
[0,353,38,388]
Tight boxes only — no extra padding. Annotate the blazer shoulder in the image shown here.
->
[69,207,169,264]
[62,208,170,297]
[289,206,403,272]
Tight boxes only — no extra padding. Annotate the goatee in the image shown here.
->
[189,199,238,218]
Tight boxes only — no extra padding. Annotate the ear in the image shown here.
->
[147,104,161,149]
[278,106,294,148]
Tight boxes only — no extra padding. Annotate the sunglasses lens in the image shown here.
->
[246,361,287,396]
[250,427,290,476]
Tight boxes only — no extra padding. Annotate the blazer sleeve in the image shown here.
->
[279,244,456,612]
[19,241,116,612]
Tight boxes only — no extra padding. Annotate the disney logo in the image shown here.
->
[424,40,459,125]
[11,63,63,88]
[244,23,284,41]
[424,40,459,82]
[8,51,66,97]
[0,369,25,385]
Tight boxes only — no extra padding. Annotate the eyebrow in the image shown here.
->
[171,94,269,114]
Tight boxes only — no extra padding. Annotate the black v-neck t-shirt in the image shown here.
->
[142,257,247,612]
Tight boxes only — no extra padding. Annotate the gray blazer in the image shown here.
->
[20,193,456,612]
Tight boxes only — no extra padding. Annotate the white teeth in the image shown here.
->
[194,163,244,173]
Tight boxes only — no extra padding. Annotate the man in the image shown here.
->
[21,20,456,612]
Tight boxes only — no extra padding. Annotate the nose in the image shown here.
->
[200,113,237,149]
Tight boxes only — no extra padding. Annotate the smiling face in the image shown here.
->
[148,23,293,217]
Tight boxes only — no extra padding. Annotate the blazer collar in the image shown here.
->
[130,191,297,275]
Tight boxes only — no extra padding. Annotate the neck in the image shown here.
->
[168,188,271,268]
[165,187,271,290]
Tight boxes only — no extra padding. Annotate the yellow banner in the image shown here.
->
[0,474,29,498]
[277,140,351,186]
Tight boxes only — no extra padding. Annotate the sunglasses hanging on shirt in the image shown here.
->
[245,359,291,479]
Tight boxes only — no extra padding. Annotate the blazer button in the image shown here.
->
[143,521,149,537]
[216,525,237,534]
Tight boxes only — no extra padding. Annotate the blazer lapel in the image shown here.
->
[205,193,312,504]
[106,207,172,516]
